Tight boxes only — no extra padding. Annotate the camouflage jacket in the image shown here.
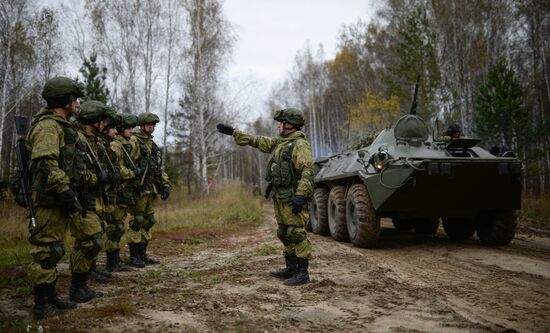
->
[130,129,171,195]
[233,130,314,200]
[26,108,96,206]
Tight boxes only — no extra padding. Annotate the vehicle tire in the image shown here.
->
[346,184,380,248]
[475,211,517,245]
[310,188,330,235]
[327,186,349,242]
[442,218,475,240]
[392,218,414,232]
[413,218,440,235]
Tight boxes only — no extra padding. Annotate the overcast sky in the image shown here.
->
[222,0,376,120]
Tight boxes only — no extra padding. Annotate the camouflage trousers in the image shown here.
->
[27,206,70,286]
[127,193,156,244]
[104,205,128,252]
[273,197,312,259]
[70,197,104,273]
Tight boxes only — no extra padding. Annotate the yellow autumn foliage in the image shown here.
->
[349,91,400,138]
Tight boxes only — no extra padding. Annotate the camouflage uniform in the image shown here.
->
[26,77,84,319]
[127,113,171,266]
[107,113,139,270]
[69,100,113,303]
[217,107,314,286]
[233,130,314,258]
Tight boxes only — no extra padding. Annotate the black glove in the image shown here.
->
[216,123,234,136]
[133,167,143,178]
[161,187,170,200]
[291,195,307,214]
[58,189,83,216]
[97,170,110,184]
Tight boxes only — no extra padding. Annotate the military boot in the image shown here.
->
[46,282,76,310]
[128,244,145,268]
[284,257,310,286]
[270,254,298,278]
[89,261,111,283]
[70,272,104,303]
[106,250,131,272]
[139,242,160,265]
[33,284,51,320]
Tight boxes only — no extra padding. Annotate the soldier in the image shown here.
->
[107,113,140,271]
[25,77,82,319]
[217,108,314,286]
[444,124,461,139]
[69,100,113,302]
[127,112,171,267]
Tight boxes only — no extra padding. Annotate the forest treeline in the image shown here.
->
[265,0,550,195]
[0,0,548,196]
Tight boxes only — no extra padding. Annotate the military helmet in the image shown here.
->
[273,108,305,127]
[103,106,120,128]
[138,112,160,125]
[78,100,108,123]
[42,76,84,100]
[119,113,138,128]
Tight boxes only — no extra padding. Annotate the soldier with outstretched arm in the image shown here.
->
[217,108,314,286]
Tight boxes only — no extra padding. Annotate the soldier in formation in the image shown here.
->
[24,76,172,320]
[217,108,314,286]
[127,112,171,267]
[26,77,83,320]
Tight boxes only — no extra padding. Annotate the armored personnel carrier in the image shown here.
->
[309,86,522,248]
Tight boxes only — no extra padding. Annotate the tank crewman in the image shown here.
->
[127,112,171,267]
[107,113,140,271]
[217,108,314,286]
[444,124,462,140]
[69,100,113,302]
[25,77,83,320]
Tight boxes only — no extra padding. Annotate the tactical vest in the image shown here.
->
[97,137,119,206]
[136,137,162,193]
[32,123,87,208]
[265,139,301,203]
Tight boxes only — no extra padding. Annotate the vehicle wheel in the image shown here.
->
[413,218,440,235]
[310,188,330,235]
[475,211,517,245]
[327,186,349,242]
[392,218,414,232]
[346,184,380,248]
[442,218,475,240]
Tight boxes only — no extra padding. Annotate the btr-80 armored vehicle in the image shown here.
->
[309,86,522,248]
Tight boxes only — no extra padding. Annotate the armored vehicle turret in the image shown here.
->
[309,85,522,248]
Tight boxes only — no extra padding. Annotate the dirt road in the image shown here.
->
[5,203,550,332]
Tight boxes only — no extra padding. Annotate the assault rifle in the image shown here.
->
[14,116,36,229]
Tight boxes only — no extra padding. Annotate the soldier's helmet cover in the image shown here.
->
[120,113,139,128]
[273,108,305,127]
[42,76,84,100]
[103,105,120,128]
[138,112,160,125]
[78,100,108,122]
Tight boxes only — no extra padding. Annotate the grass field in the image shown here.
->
[0,184,264,287]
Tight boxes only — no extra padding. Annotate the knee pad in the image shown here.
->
[286,226,307,244]
[130,212,145,231]
[142,213,156,231]
[34,243,65,269]
[276,225,291,246]
[81,233,104,260]
[107,220,125,242]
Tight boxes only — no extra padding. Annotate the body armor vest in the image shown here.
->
[265,139,301,203]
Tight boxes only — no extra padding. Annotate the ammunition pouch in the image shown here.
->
[117,184,136,206]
